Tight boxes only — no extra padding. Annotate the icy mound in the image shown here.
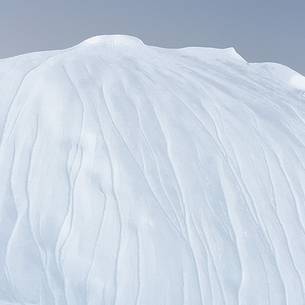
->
[0,35,305,305]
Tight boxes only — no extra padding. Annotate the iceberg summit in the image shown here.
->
[0,35,305,305]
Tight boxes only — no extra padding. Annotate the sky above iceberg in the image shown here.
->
[1,0,304,75]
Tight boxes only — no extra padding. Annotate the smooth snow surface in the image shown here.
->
[0,35,305,305]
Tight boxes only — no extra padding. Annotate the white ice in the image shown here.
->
[0,35,305,305]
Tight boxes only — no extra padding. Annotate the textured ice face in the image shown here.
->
[0,36,305,305]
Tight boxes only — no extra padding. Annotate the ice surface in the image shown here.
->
[0,35,305,305]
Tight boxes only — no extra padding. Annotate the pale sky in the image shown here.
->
[1,0,304,75]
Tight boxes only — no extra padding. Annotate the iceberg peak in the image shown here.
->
[83,34,145,48]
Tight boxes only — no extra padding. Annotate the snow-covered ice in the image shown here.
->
[0,35,305,305]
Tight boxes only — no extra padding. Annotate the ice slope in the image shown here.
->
[0,35,305,305]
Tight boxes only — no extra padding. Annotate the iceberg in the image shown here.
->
[0,35,305,305]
